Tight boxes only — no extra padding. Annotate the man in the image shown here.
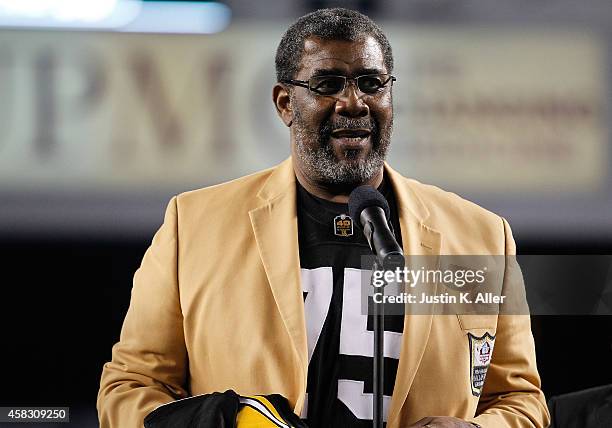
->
[98,8,550,428]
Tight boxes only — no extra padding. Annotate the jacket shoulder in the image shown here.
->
[406,178,500,223]
[399,177,508,252]
[175,166,276,213]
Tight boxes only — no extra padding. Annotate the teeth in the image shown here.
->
[333,132,369,138]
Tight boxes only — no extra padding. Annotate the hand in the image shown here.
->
[407,416,481,427]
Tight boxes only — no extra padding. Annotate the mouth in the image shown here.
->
[331,128,371,139]
[329,128,372,151]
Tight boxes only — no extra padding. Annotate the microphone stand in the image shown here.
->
[371,254,403,428]
[372,259,384,428]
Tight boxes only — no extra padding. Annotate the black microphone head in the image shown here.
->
[348,185,391,224]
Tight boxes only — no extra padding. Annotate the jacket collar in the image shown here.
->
[256,158,431,226]
[382,163,441,428]
[249,158,307,412]
[383,162,431,225]
[256,157,295,202]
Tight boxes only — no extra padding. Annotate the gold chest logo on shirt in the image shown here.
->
[333,214,354,237]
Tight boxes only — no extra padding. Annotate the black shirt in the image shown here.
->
[297,178,404,427]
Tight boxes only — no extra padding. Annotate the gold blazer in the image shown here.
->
[98,158,550,428]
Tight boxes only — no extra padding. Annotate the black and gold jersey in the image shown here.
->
[144,390,307,428]
[238,395,304,427]
[296,178,404,428]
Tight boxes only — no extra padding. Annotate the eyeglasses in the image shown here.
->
[281,73,396,96]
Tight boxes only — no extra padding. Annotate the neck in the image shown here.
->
[294,162,384,204]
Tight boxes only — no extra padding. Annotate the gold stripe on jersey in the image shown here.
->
[236,395,293,428]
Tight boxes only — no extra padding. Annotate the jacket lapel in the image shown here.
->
[384,164,442,427]
[248,158,308,413]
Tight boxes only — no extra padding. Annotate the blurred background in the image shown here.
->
[0,0,611,426]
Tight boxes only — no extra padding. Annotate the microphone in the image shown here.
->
[348,185,404,271]
[349,185,404,428]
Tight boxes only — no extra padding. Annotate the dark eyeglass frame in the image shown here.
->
[281,73,396,96]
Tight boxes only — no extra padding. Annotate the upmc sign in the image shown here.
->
[0,26,290,192]
[0,26,606,193]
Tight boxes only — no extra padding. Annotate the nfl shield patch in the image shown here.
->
[468,332,495,396]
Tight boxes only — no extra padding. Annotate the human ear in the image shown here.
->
[272,83,293,127]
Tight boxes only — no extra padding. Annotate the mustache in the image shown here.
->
[322,116,376,133]
[319,117,379,149]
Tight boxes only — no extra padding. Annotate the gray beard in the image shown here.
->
[293,113,393,186]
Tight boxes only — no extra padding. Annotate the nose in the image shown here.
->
[334,81,369,118]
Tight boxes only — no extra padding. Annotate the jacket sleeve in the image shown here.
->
[97,196,189,428]
[469,218,551,428]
